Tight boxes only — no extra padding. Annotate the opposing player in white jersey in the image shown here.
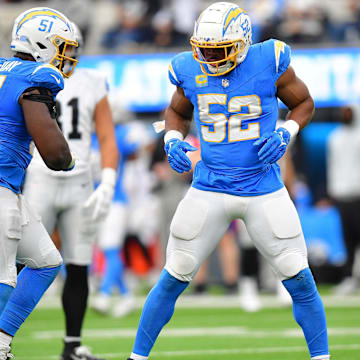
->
[127,3,329,360]
[0,7,78,359]
[23,24,118,360]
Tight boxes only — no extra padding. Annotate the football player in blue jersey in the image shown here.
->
[0,7,78,359]
[127,3,330,360]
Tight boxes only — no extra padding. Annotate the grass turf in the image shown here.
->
[11,302,360,360]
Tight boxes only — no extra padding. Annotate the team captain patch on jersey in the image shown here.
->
[168,39,291,196]
[0,57,64,193]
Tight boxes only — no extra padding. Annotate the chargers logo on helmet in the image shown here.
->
[16,9,70,33]
[190,2,252,76]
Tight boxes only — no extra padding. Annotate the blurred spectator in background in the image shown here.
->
[327,105,360,294]
[151,0,201,48]
[278,0,326,44]
[322,0,360,42]
[241,0,285,43]
[101,0,160,50]
[47,0,94,45]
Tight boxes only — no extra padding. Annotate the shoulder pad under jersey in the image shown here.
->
[260,39,291,82]
[168,51,194,87]
[30,64,64,98]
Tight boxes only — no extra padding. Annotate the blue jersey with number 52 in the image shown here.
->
[168,39,291,196]
[0,57,64,193]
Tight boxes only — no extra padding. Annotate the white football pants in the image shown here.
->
[0,187,62,287]
[23,169,97,265]
[165,186,308,282]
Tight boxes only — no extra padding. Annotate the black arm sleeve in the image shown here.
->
[22,87,58,119]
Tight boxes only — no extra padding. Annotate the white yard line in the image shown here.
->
[32,326,360,340]
[38,293,360,309]
[14,343,360,360]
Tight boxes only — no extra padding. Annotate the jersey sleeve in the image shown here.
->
[29,64,64,98]
[261,39,291,83]
[91,71,109,104]
[168,52,190,87]
[271,39,291,82]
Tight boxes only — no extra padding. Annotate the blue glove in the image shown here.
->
[164,138,197,173]
[253,127,290,164]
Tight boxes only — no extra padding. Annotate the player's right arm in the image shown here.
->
[165,86,194,136]
[19,87,73,171]
[164,87,197,173]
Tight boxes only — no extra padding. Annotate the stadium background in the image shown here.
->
[1,1,360,359]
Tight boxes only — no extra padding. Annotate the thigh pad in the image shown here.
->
[170,197,208,241]
[262,193,301,239]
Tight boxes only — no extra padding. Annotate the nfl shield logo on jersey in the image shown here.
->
[222,79,229,88]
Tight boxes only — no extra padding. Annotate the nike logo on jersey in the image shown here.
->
[50,74,61,84]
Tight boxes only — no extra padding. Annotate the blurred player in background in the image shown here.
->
[0,7,77,359]
[91,110,141,318]
[127,3,329,360]
[23,23,118,360]
[327,105,360,293]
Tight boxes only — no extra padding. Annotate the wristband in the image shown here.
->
[281,120,299,138]
[64,152,76,171]
[101,167,117,187]
[164,130,184,144]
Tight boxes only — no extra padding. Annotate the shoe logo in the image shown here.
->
[50,74,61,84]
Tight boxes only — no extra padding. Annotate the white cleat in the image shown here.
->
[0,345,14,360]
[239,277,262,312]
[92,293,111,314]
[112,294,136,318]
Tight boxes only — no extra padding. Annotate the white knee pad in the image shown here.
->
[21,247,63,269]
[275,250,306,279]
[39,248,63,268]
[166,250,198,282]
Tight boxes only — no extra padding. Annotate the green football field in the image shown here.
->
[10,293,360,360]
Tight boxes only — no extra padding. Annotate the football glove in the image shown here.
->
[253,127,290,164]
[164,138,197,173]
[84,168,116,221]
[63,152,76,171]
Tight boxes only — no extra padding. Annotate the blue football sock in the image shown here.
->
[100,248,128,295]
[132,269,189,357]
[0,284,14,316]
[115,255,128,295]
[282,268,329,358]
[0,265,61,336]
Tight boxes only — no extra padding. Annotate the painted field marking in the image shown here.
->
[33,326,360,340]
[14,343,360,360]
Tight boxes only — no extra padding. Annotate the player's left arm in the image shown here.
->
[94,95,118,170]
[276,66,315,132]
[254,66,314,164]
[84,95,118,221]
